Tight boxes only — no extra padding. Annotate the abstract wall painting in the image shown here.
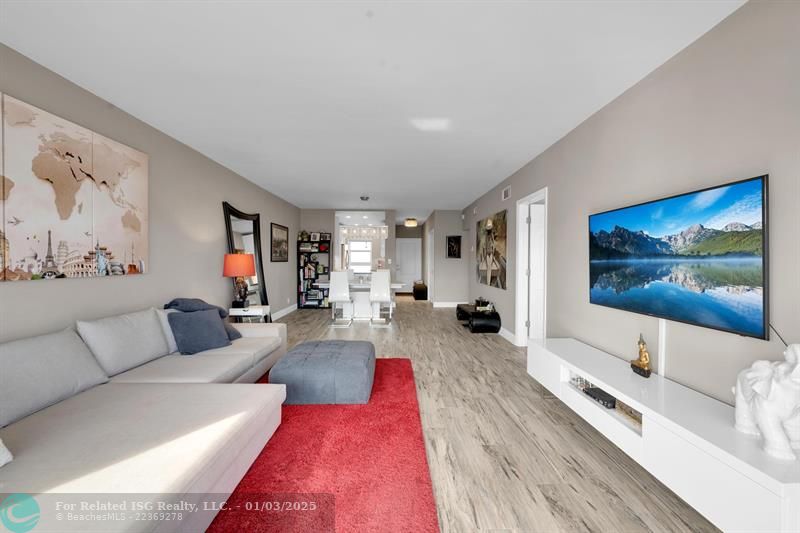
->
[446,235,461,259]
[0,94,148,281]
[476,209,507,289]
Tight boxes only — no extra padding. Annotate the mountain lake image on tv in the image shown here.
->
[589,176,768,339]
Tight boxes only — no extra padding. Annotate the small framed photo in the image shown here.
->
[447,235,462,259]
[310,232,321,242]
[270,223,289,262]
[320,232,332,242]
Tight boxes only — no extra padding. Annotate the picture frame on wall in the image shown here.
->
[270,223,289,262]
[320,232,332,242]
[447,235,462,258]
[310,232,321,242]
[476,210,507,289]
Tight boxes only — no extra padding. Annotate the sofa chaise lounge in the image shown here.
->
[0,307,287,532]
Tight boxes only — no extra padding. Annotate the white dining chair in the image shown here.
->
[369,269,393,326]
[329,271,352,327]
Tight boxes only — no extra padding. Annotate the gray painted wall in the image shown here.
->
[425,210,469,304]
[463,1,799,403]
[396,225,423,239]
[0,44,301,342]
[300,209,335,235]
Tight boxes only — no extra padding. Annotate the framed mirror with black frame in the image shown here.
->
[222,201,269,309]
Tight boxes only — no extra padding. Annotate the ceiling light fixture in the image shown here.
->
[410,118,451,132]
[362,215,368,219]
[404,218,418,227]
[345,215,351,219]
[360,195,370,201]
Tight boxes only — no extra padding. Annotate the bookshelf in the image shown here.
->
[297,239,331,308]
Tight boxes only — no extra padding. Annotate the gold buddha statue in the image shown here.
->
[631,334,652,377]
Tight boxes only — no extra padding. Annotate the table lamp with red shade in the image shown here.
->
[223,253,256,308]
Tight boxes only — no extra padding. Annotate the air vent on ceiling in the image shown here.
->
[501,186,511,201]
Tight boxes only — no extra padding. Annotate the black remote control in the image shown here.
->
[583,387,616,409]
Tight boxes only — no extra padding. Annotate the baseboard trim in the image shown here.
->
[272,304,297,321]
[499,327,524,346]
[432,301,467,308]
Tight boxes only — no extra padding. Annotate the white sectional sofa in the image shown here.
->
[109,322,287,384]
[0,307,287,532]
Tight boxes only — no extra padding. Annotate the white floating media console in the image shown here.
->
[527,338,799,533]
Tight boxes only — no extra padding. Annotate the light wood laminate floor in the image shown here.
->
[277,297,718,533]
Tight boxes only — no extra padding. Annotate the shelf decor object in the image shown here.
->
[298,233,331,309]
[734,344,800,461]
[630,334,652,378]
[528,338,799,533]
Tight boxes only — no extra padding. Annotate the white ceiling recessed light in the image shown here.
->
[345,215,351,219]
[368,223,373,226]
[410,118,451,132]
[362,215,368,219]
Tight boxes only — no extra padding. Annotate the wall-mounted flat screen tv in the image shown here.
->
[589,175,768,339]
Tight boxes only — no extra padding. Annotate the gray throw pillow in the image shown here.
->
[168,309,231,355]
[0,329,108,427]
[77,308,170,376]
[225,323,243,341]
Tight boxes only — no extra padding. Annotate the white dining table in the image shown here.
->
[314,281,403,320]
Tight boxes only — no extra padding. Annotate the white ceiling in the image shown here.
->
[0,1,743,211]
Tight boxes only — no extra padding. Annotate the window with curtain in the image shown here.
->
[349,241,372,273]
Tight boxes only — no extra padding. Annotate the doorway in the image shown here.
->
[515,187,548,346]
[396,238,422,293]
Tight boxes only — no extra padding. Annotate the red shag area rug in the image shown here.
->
[208,358,440,533]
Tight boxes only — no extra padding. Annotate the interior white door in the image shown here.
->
[528,204,546,339]
[395,238,421,293]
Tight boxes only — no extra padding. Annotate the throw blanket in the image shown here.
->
[164,298,228,319]
[163,298,241,342]
[0,438,12,468]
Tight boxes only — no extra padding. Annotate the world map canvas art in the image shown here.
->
[0,94,148,281]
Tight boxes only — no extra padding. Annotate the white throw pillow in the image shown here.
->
[0,438,12,467]
[0,328,108,427]
[156,309,180,354]
[77,308,170,376]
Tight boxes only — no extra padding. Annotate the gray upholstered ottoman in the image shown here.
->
[268,340,376,404]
